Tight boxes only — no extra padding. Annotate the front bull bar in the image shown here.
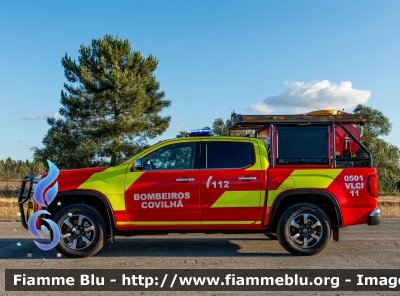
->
[17,176,35,230]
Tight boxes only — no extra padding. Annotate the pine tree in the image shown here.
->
[34,35,171,168]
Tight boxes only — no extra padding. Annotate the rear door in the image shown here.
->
[199,139,264,226]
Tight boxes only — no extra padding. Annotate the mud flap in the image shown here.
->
[332,226,339,242]
[106,208,114,243]
[110,225,114,243]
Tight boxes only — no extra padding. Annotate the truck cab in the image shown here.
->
[18,110,380,258]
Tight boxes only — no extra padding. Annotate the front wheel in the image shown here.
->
[276,203,331,256]
[53,204,106,258]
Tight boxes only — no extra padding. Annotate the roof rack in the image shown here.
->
[228,113,370,130]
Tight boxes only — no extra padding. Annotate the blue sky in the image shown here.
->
[0,1,399,161]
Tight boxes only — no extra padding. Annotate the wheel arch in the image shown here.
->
[46,190,116,238]
[268,189,342,232]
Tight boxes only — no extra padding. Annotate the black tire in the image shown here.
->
[52,204,106,258]
[276,203,331,256]
[264,233,278,240]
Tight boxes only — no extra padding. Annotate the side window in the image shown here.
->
[276,126,329,164]
[205,141,254,169]
[142,143,196,170]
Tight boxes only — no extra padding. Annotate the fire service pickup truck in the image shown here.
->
[18,110,380,258]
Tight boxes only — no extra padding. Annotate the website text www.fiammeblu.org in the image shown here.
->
[6,269,400,291]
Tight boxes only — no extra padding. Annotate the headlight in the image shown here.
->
[31,182,38,192]
[31,175,41,194]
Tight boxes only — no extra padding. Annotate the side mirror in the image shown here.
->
[134,158,143,169]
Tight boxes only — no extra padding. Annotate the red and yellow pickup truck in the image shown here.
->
[18,111,380,258]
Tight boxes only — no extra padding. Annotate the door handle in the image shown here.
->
[238,176,257,181]
[176,178,195,182]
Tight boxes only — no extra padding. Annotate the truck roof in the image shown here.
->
[228,112,369,130]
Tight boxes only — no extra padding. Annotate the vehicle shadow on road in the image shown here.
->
[96,237,292,257]
[0,237,292,259]
[0,238,60,259]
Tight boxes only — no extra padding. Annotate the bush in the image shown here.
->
[0,184,19,198]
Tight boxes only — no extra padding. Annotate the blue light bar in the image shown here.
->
[190,128,212,136]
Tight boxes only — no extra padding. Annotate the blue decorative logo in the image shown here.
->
[27,160,61,251]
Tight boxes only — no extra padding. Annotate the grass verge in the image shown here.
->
[0,197,20,219]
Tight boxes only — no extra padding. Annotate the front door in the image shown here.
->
[125,141,201,227]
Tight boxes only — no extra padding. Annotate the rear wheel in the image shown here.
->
[53,204,106,258]
[277,203,331,256]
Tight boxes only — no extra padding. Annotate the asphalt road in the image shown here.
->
[1,219,400,296]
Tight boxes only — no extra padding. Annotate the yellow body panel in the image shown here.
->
[78,166,144,211]
[267,169,343,207]
[211,190,264,208]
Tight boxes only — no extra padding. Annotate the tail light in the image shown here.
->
[368,175,378,197]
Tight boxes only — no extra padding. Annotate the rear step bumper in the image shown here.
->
[367,209,381,225]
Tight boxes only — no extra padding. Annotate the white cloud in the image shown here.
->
[249,80,371,114]
[52,112,62,120]
[248,103,274,114]
[22,112,63,121]
[22,114,46,121]
[175,123,185,131]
